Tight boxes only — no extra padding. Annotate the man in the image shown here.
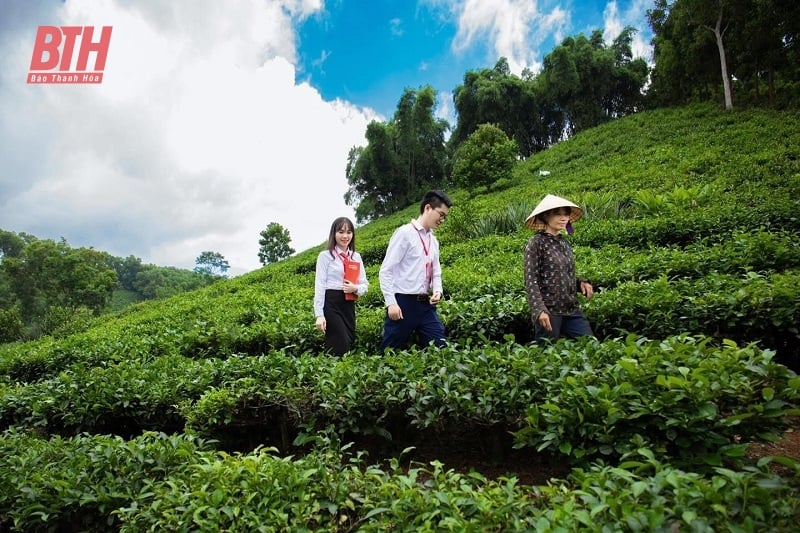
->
[379,190,452,350]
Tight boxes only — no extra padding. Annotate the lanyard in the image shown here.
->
[411,222,431,257]
[411,222,433,290]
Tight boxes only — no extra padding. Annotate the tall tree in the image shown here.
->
[406,86,449,193]
[345,86,448,223]
[727,0,800,106]
[686,0,738,109]
[608,28,650,116]
[452,43,646,158]
[194,251,230,277]
[258,223,294,265]
[451,58,543,157]
[648,0,755,109]
[540,29,648,135]
[344,122,404,222]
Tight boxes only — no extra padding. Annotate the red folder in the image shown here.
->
[343,258,360,301]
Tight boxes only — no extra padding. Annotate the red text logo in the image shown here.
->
[28,26,112,84]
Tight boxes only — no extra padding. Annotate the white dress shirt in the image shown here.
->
[313,248,368,317]
[379,220,442,307]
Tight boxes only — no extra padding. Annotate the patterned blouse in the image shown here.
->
[523,231,585,320]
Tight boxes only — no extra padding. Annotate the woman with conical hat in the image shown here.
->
[523,194,594,345]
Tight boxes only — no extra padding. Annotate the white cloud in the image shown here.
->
[603,0,654,62]
[435,90,456,130]
[389,17,404,37]
[0,0,376,275]
[429,0,652,75]
[438,0,569,75]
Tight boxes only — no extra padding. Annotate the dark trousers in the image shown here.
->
[535,311,593,345]
[323,289,356,356]
[380,293,446,350]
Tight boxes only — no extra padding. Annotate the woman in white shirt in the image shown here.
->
[313,217,369,355]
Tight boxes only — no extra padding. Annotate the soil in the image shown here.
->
[402,442,571,485]
[389,418,800,485]
[742,419,800,477]
[227,417,800,486]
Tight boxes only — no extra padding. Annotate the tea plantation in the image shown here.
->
[1,104,799,531]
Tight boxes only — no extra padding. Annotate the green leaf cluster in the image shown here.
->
[1,430,798,531]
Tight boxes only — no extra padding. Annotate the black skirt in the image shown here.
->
[323,289,356,356]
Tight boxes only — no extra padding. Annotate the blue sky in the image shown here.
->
[295,0,652,119]
[0,0,653,274]
[297,1,471,116]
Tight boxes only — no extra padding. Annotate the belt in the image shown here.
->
[397,293,430,302]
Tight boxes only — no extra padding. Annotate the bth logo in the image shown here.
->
[28,26,112,84]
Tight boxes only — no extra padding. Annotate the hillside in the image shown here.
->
[1,104,799,530]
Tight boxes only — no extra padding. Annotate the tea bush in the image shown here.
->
[2,104,800,531]
[1,430,797,531]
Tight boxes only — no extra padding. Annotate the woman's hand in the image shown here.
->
[315,316,326,332]
[537,311,553,332]
[580,281,594,300]
[343,280,358,294]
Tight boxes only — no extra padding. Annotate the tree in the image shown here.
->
[726,0,800,107]
[135,264,211,298]
[194,251,230,277]
[345,86,449,223]
[451,58,544,157]
[398,86,449,195]
[451,124,518,192]
[451,46,646,159]
[0,230,25,309]
[0,230,25,262]
[647,0,716,107]
[0,230,223,338]
[106,254,142,291]
[647,0,765,109]
[608,28,650,116]
[0,238,117,328]
[0,306,23,343]
[539,29,648,136]
[344,123,404,222]
[680,0,738,109]
[258,223,294,265]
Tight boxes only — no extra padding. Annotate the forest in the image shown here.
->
[0,233,224,342]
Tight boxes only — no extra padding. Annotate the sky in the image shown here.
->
[0,0,653,276]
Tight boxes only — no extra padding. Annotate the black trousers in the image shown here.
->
[323,289,356,356]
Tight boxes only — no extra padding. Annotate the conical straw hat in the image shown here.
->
[524,194,583,231]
